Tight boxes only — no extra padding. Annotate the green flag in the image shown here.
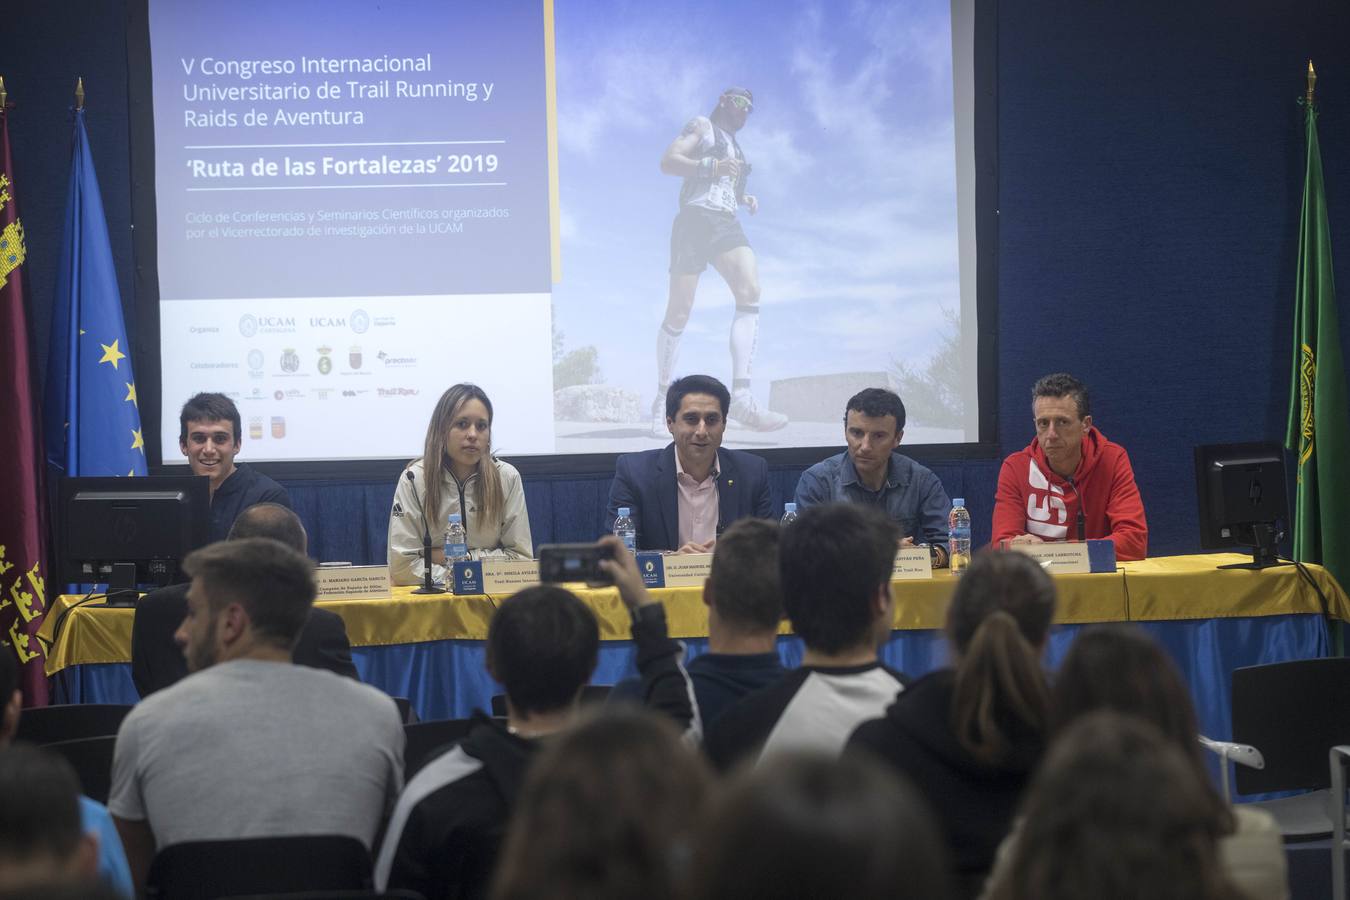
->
[1285,99,1350,589]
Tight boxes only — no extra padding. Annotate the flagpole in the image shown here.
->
[1306,61,1316,105]
[75,77,84,110]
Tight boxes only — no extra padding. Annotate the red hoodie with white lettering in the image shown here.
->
[991,426,1148,561]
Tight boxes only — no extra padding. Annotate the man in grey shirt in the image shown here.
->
[109,538,403,895]
[794,387,951,565]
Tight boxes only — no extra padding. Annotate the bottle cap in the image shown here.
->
[784,502,797,513]
[448,513,462,523]
[952,499,965,508]
[617,507,630,517]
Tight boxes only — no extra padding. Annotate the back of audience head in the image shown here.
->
[179,538,317,663]
[227,502,308,553]
[1052,624,1232,831]
[987,711,1240,900]
[688,752,952,900]
[945,550,1056,764]
[0,744,97,893]
[491,709,711,900]
[780,503,899,655]
[707,518,782,636]
[486,584,599,718]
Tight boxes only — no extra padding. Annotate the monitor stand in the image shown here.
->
[1218,522,1290,571]
[105,562,141,606]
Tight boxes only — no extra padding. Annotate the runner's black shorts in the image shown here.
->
[669,206,750,275]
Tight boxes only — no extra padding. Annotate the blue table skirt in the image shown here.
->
[54,613,1326,746]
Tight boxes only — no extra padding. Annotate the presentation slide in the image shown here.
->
[149,0,976,462]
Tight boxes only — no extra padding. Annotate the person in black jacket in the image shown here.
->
[130,503,356,697]
[847,550,1055,899]
[374,535,698,900]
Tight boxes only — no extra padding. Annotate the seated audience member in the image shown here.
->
[0,745,100,895]
[110,539,404,895]
[389,383,532,586]
[982,626,1287,900]
[687,752,953,900]
[606,374,773,553]
[178,392,290,542]
[0,651,131,898]
[704,504,906,770]
[375,536,697,900]
[991,373,1147,560]
[984,712,1246,900]
[131,502,357,697]
[848,549,1055,898]
[491,709,713,900]
[795,387,951,564]
[610,517,785,726]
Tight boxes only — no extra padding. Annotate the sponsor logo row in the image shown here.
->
[233,309,397,337]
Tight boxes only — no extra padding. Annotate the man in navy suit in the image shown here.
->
[607,375,774,552]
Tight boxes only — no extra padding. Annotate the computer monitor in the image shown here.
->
[60,476,211,604]
[1193,441,1289,570]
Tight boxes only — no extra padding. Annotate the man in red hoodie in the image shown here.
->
[992,373,1148,560]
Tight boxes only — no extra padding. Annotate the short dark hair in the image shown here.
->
[487,585,600,716]
[845,388,906,433]
[0,743,84,866]
[1031,373,1090,419]
[179,392,242,444]
[689,752,952,900]
[666,375,730,421]
[228,503,307,554]
[182,538,316,649]
[709,518,783,633]
[780,504,898,654]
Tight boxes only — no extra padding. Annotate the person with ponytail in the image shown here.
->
[388,384,533,585]
[847,550,1055,899]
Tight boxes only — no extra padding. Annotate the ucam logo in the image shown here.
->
[239,314,258,337]
[310,316,346,327]
[350,309,370,334]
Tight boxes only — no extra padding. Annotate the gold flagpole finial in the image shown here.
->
[1307,61,1317,105]
[75,77,85,110]
[0,76,7,111]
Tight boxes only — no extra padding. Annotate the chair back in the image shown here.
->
[45,735,118,804]
[146,834,372,900]
[14,703,132,745]
[403,718,478,778]
[1232,657,1350,795]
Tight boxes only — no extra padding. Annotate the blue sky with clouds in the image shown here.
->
[552,0,961,413]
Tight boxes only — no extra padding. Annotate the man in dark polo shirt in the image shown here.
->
[179,392,289,542]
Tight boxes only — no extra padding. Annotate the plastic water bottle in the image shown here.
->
[614,507,637,554]
[444,513,469,563]
[948,499,972,574]
[781,502,798,526]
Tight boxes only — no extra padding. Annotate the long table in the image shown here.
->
[37,553,1349,742]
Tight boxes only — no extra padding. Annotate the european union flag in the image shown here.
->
[44,108,146,477]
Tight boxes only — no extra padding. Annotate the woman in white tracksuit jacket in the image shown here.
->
[387,383,533,586]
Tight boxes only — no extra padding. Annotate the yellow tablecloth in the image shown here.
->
[37,553,1349,676]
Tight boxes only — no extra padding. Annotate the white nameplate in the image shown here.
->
[661,553,713,587]
[315,564,392,600]
[1009,541,1092,574]
[481,559,541,594]
[892,547,934,580]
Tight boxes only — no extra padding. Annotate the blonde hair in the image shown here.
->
[416,384,504,533]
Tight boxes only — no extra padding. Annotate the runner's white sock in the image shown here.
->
[730,305,760,386]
